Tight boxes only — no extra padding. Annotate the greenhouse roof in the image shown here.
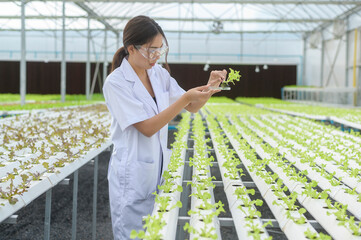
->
[0,0,361,38]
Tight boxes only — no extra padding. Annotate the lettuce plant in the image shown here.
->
[304,228,331,240]
[130,113,190,239]
[0,104,111,206]
[224,68,241,85]
[130,214,166,240]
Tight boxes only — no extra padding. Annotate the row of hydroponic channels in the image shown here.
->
[235,97,361,128]
[133,103,361,240]
[0,104,111,223]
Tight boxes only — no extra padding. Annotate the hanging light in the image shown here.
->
[211,20,223,34]
[203,60,210,71]
[255,65,260,73]
[263,64,268,70]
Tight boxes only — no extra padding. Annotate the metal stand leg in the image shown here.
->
[72,170,79,240]
[44,189,52,240]
[92,156,99,240]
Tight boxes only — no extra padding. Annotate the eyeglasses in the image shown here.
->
[134,43,168,60]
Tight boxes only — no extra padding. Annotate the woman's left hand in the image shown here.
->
[207,69,227,87]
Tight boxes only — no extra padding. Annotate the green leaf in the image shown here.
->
[130,230,138,239]
[298,208,306,215]
[137,230,145,238]
[176,201,182,208]
[176,185,183,192]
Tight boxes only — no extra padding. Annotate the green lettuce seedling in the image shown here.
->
[224,68,241,85]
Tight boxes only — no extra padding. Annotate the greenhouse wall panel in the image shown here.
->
[322,38,347,88]
[304,47,322,87]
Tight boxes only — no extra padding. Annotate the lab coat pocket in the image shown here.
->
[128,160,158,201]
[110,147,127,181]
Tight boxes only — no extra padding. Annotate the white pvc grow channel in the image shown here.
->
[0,104,111,240]
[139,104,361,240]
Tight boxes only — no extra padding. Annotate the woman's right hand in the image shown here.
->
[207,69,227,88]
[185,84,220,103]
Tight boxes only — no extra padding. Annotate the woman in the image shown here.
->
[103,15,226,239]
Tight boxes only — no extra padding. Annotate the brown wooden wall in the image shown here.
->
[0,61,105,94]
[169,63,296,99]
[0,61,296,99]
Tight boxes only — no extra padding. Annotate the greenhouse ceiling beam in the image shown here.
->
[74,2,118,35]
[0,15,335,23]
[5,0,360,4]
[0,28,307,34]
[309,5,361,36]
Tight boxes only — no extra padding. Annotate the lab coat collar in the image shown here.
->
[148,66,169,113]
[120,58,139,83]
[147,67,161,109]
[120,58,159,114]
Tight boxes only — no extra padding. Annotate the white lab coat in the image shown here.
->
[103,58,185,240]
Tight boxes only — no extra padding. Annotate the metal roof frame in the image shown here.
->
[74,2,118,35]
[0,0,357,3]
[0,15,336,23]
[1,0,361,36]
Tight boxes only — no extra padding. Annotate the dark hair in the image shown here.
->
[111,15,170,73]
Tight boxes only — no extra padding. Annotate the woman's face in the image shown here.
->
[129,33,166,70]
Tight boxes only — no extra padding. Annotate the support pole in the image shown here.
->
[86,16,91,100]
[44,189,52,240]
[102,29,108,87]
[178,2,181,61]
[321,34,325,87]
[71,170,79,240]
[60,0,66,103]
[90,62,100,97]
[353,29,358,106]
[302,36,307,86]
[240,4,243,62]
[92,156,99,240]
[297,62,302,87]
[20,0,26,106]
[345,18,350,87]
[116,33,120,50]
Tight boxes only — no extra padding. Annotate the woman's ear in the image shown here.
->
[127,45,135,55]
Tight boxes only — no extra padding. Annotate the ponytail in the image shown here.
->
[111,47,127,72]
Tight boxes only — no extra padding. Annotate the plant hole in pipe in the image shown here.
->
[157,209,170,213]
[322,206,333,209]
[285,207,299,211]
[245,216,258,220]
[232,184,243,187]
